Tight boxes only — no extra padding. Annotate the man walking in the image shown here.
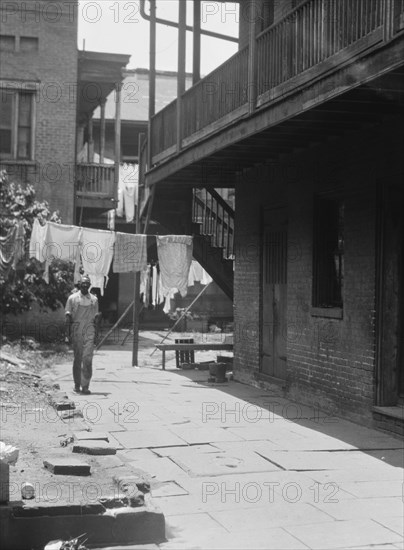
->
[65,275,101,394]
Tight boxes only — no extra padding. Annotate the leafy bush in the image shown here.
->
[0,170,74,315]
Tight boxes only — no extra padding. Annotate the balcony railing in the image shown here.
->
[150,0,403,163]
[76,163,116,197]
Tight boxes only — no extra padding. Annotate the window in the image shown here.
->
[20,37,39,52]
[312,196,344,309]
[0,35,15,52]
[0,90,34,160]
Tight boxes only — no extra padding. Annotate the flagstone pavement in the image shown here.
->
[53,330,404,550]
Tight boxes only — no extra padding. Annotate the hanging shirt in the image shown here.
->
[188,260,213,287]
[42,222,82,283]
[78,228,115,295]
[156,235,193,298]
[0,225,17,277]
[152,264,158,306]
[116,163,138,223]
[113,233,147,273]
[29,218,47,262]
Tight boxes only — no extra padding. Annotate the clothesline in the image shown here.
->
[28,219,194,297]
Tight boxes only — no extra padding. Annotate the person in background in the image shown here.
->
[65,275,101,394]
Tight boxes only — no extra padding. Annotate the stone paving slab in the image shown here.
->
[169,426,245,444]
[176,526,311,550]
[283,518,403,549]
[127,457,190,482]
[113,429,190,449]
[334,479,404,498]
[210,501,334,532]
[150,481,189,498]
[169,449,282,477]
[375,515,404,536]
[311,496,404,521]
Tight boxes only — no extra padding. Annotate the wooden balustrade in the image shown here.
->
[193,188,234,259]
[76,163,115,196]
[150,100,177,158]
[149,0,401,161]
[181,46,249,138]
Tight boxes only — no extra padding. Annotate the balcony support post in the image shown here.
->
[177,0,186,152]
[383,0,395,41]
[99,99,106,164]
[247,0,258,114]
[193,0,201,85]
[114,82,122,201]
[87,116,94,163]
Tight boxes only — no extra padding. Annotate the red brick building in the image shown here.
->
[141,0,404,435]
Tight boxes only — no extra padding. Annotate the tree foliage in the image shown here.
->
[0,170,74,315]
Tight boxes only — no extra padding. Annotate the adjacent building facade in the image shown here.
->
[141,0,404,435]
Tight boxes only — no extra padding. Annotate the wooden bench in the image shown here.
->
[155,343,233,370]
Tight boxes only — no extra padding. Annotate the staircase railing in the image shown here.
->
[192,188,235,260]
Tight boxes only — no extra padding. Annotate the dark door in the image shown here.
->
[261,208,287,380]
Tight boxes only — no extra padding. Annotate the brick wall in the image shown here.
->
[234,115,402,423]
[0,1,78,224]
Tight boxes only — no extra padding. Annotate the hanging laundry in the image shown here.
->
[113,233,147,273]
[29,218,47,262]
[152,264,158,306]
[0,225,17,277]
[188,260,213,287]
[77,227,115,295]
[107,209,115,231]
[156,235,193,298]
[42,222,82,283]
[116,163,138,223]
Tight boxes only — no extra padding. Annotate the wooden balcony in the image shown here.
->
[147,0,404,186]
[75,163,117,210]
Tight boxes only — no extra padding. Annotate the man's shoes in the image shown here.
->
[73,386,81,394]
[81,387,91,395]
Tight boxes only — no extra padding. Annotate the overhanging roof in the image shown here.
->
[77,50,131,125]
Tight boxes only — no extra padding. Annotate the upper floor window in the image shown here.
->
[0,90,35,160]
[20,37,39,53]
[0,35,15,52]
[312,195,344,309]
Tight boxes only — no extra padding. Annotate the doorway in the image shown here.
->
[261,207,287,380]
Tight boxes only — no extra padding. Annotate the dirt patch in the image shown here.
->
[1,340,121,507]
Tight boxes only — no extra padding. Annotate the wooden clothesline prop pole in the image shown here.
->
[95,300,133,351]
[150,282,211,357]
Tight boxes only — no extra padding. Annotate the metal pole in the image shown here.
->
[150,282,211,356]
[176,0,186,152]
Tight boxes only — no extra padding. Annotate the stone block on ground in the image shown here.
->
[72,440,117,455]
[74,431,109,442]
[43,457,91,476]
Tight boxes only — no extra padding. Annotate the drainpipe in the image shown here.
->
[177,0,186,152]
[148,0,156,168]
[247,0,257,114]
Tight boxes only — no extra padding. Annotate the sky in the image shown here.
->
[78,1,240,76]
